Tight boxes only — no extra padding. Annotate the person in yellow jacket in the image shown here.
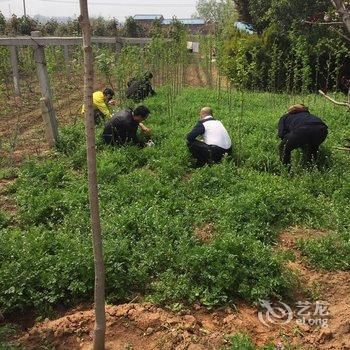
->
[82,87,151,133]
[81,88,115,125]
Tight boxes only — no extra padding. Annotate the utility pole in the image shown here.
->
[23,0,27,17]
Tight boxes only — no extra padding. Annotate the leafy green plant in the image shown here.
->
[298,233,350,270]
[0,324,22,350]
[0,211,9,228]
[219,23,349,93]
[95,46,116,88]
[225,332,275,350]
[0,87,349,318]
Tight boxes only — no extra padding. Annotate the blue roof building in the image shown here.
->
[162,18,206,26]
[133,14,163,21]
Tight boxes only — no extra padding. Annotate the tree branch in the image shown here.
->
[303,20,344,25]
[335,146,350,151]
[318,90,350,109]
[329,26,350,41]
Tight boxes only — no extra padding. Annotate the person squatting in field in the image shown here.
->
[187,107,232,168]
[82,87,151,134]
[102,105,151,147]
[81,87,115,125]
[126,71,156,103]
[278,104,328,166]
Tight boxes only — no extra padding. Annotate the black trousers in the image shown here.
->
[188,140,232,167]
[94,109,105,125]
[102,133,144,148]
[102,133,113,145]
[279,125,328,165]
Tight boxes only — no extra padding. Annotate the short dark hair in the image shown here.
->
[103,88,115,97]
[145,71,153,80]
[134,105,150,118]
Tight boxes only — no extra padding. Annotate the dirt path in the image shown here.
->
[12,228,350,350]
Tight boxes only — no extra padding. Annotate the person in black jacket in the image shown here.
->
[278,104,328,166]
[102,105,150,146]
[126,71,156,103]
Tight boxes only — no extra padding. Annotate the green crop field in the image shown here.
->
[0,87,349,317]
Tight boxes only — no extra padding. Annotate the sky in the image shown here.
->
[0,0,198,21]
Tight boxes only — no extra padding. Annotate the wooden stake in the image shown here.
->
[10,46,20,96]
[115,38,123,67]
[31,30,58,146]
[63,45,71,77]
[79,2,106,350]
[40,97,58,147]
[116,38,123,56]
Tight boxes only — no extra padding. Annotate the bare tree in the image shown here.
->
[332,0,350,33]
[302,1,350,41]
[319,1,350,110]
[78,1,106,349]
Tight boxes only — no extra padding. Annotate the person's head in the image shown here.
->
[288,104,309,114]
[133,105,150,122]
[144,71,153,80]
[103,88,115,103]
[199,106,213,120]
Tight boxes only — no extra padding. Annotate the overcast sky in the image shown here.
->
[0,0,198,21]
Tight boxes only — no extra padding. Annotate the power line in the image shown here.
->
[39,0,195,7]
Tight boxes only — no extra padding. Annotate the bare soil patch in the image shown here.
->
[195,222,216,244]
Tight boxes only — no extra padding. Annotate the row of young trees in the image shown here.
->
[0,12,119,37]
[0,19,191,117]
[0,12,192,38]
[1,1,349,96]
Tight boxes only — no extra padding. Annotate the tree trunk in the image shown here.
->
[331,0,350,34]
[78,1,106,350]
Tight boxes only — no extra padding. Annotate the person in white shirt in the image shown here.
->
[186,107,232,167]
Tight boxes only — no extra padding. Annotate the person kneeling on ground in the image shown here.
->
[81,87,115,125]
[126,71,156,103]
[278,104,328,166]
[187,107,232,167]
[102,105,151,147]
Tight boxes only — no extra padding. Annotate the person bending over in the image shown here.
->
[126,71,156,103]
[102,105,150,146]
[187,107,232,167]
[81,87,115,125]
[278,104,328,166]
